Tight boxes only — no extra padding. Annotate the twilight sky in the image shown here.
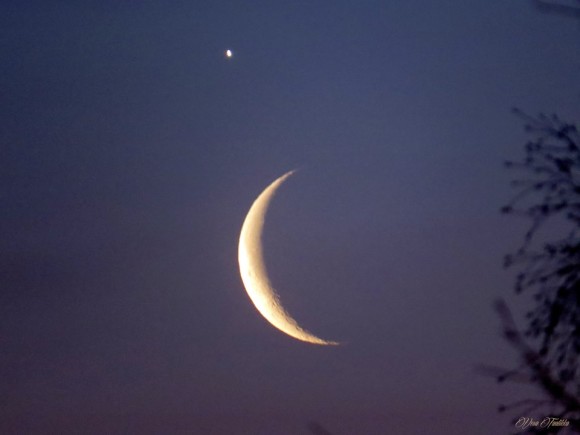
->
[2,1,580,434]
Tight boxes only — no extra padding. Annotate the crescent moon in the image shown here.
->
[238,170,339,345]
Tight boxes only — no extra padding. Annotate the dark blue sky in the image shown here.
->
[2,1,579,434]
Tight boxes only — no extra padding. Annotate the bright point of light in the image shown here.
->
[225,49,233,58]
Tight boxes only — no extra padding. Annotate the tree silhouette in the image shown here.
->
[499,110,580,432]
[532,0,580,19]
[307,421,335,435]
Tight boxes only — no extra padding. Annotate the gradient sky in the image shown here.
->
[2,1,580,434]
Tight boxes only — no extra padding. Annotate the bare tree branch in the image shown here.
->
[532,0,580,19]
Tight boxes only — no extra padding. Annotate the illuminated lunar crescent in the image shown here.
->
[238,171,338,345]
